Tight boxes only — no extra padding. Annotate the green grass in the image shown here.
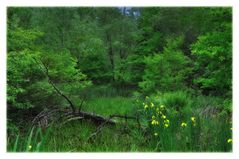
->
[7,125,52,152]
[140,93,232,152]
[42,120,154,152]
[84,96,136,116]
[7,96,153,152]
[8,120,154,152]
[7,90,232,152]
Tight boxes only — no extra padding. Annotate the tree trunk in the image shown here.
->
[106,33,115,81]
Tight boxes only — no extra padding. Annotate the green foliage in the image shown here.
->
[7,18,44,52]
[7,47,43,108]
[140,94,232,152]
[8,126,52,152]
[7,7,232,152]
[32,121,153,152]
[161,91,189,111]
[191,9,232,97]
[7,19,91,111]
[139,36,192,93]
[85,96,135,116]
[114,54,145,85]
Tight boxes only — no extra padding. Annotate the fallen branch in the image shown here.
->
[87,114,142,141]
[60,116,84,126]
[32,58,141,130]
[32,108,61,125]
[110,114,141,129]
[78,111,116,125]
[110,114,137,120]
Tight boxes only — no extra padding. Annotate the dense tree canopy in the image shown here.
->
[7,6,232,121]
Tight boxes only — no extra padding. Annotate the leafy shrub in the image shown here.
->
[191,21,232,96]
[161,91,189,111]
[7,24,92,125]
[139,36,192,93]
[223,99,232,114]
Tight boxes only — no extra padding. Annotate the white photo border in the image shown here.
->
[0,0,238,159]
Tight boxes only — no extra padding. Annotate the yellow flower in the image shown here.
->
[161,115,166,119]
[151,120,154,125]
[144,104,148,109]
[164,124,169,128]
[154,132,158,136]
[191,117,196,122]
[160,105,165,109]
[181,122,187,127]
[150,102,155,108]
[151,120,159,125]
[227,139,232,143]
[28,145,32,150]
[164,119,170,123]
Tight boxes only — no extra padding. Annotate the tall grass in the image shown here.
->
[84,96,135,116]
[162,91,189,110]
[8,126,52,152]
[7,90,232,152]
[78,84,133,99]
[140,92,232,152]
[30,121,153,152]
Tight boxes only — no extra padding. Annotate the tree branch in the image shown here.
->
[34,58,76,113]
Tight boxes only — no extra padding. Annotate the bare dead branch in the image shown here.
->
[34,58,76,113]
[109,114,137,120]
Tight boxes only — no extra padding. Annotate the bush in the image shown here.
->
[191,22,232,97]
[139,36,192,93]
[161,91,189,111]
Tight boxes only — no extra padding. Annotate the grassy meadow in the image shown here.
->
[7,87,232,152]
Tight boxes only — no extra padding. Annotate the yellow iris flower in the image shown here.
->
[227,139,232,143]
[151,120,159,125]
[164,124,169,128]
[191,117,196,122]
[164,119,170,123]
[151,102,154,108]
[181,122,187,127]
[144,105,148,109]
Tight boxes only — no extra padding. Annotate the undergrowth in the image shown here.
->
[7,90,232,152]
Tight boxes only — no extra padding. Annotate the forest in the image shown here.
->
[7,7,232,152]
